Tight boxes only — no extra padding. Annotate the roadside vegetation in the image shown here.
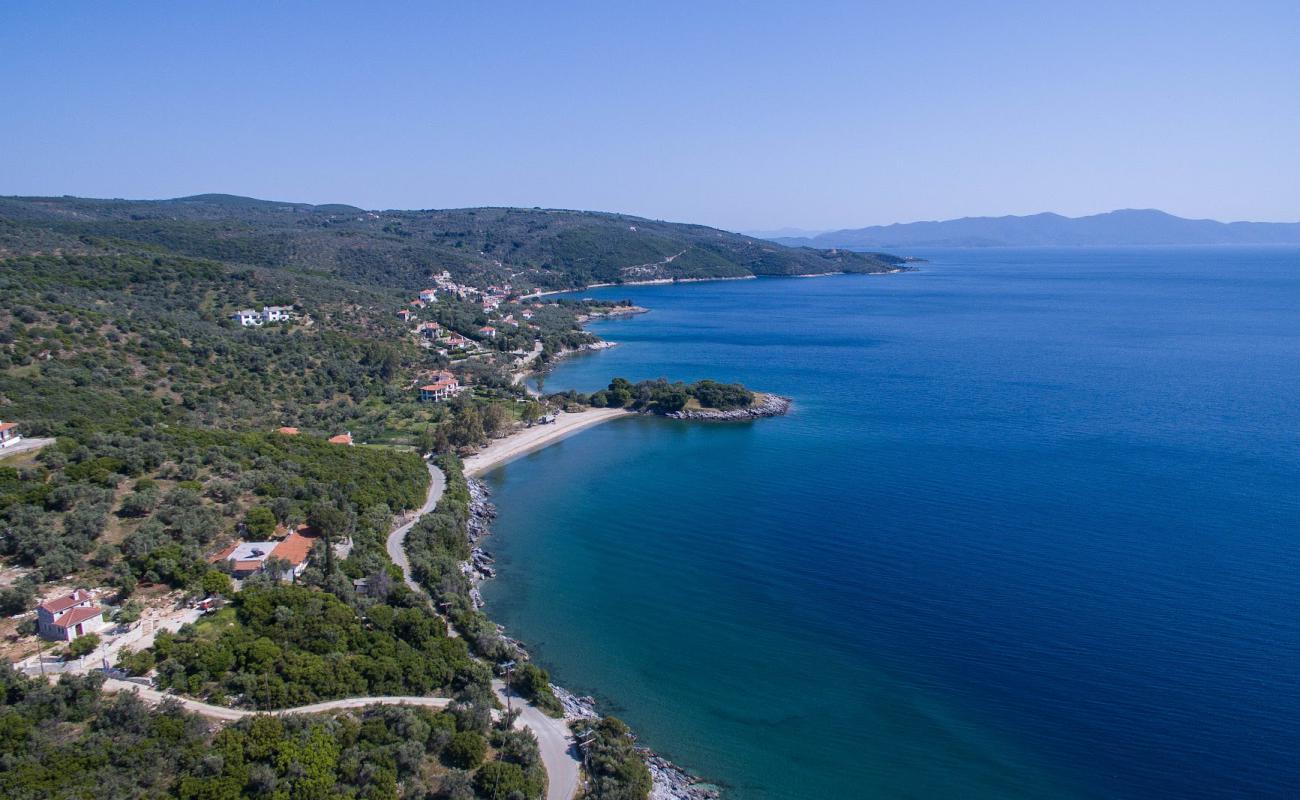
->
[0,665,545,800]
[576,716,654,800]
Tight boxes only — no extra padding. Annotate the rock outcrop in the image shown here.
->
[665,393,791,421]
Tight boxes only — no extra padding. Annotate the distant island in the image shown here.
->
[768,209,1300,249]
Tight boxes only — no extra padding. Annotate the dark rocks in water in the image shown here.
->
[642,750,722,800]
[665,393,791,421]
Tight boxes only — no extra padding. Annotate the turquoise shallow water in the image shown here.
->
[482,248,1300,799]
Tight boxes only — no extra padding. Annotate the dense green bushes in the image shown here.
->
[578,717,653,800]
[0,424,428,594]
[0,665,543,800]
[511,663,563,717]
[586,377,754,413]
[142,583,486,708]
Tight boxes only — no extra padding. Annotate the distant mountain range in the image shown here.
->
[769,209,1300,249]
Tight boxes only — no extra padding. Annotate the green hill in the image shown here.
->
[0,194,906,290]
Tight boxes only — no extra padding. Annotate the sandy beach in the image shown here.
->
[463,408,634,476]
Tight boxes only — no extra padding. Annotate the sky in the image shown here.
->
[2,1,1298,232]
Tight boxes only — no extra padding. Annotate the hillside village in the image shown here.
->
[0,253,637,673]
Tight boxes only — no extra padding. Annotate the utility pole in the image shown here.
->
[499,660,516,714]
[576,727,597,775]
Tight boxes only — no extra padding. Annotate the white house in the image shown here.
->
[232,306,295,326]
[419,288,438,302]
[261,305,294,323]
[0,421,21,449]
[37,589,108,641]
[419,371,460,402]
[232,309,262,327]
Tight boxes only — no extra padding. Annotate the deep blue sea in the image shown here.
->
[481,248,1300,799]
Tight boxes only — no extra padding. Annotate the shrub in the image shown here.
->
[66,633,101,659]
[474,761,529,799]
[444,731,487,769]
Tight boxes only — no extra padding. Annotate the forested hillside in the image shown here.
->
[0,194,906,290]
[0,194,865,800]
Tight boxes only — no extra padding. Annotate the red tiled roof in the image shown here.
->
[54,605,103,629]
[277,426,300,435]
[38,589,93,615]
[328,433,352,445]
[270,530,319,567]
[0,422,17,433]
[208,543,239,563]
[421,379,457,391]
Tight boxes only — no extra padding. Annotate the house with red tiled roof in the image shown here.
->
[37,589,107,641]
[420,372,460,402]
[209,528,320,582]
[419,288,438,302]
[0,421,21,449]
[267,529,319,580]
[276,426,300,436]
[328,432,353,446]
[478,325,497,339]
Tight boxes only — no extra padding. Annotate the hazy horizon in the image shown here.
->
[3,1,1298,231]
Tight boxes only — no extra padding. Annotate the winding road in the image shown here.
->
[102,678,453,722]
[386,460,446,594]
[98,455,581,800]
[384,458,582,800]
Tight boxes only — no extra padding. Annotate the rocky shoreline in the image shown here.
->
[464,478,721,799]
[665,393,792,421]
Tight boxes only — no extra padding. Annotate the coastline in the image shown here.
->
[521,267,912,299]
[522,274,756,299]
[466,283,791,798]
[465,474,721,800]
[463,408,635,477]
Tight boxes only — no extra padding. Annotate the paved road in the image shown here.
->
[0,437,55,459]
[386,460,446,594]
[107,457,582,800]
[102,678,453,721]
[495,678,581,800]
[387,460,581,800]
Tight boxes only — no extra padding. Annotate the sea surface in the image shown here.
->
[481,248,1300,799]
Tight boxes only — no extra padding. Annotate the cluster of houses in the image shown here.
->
[208,525,320,582]
[392,270,558,405]
[231,305,299,327]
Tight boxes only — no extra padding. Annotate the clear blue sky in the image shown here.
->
[3,1,1297,231]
